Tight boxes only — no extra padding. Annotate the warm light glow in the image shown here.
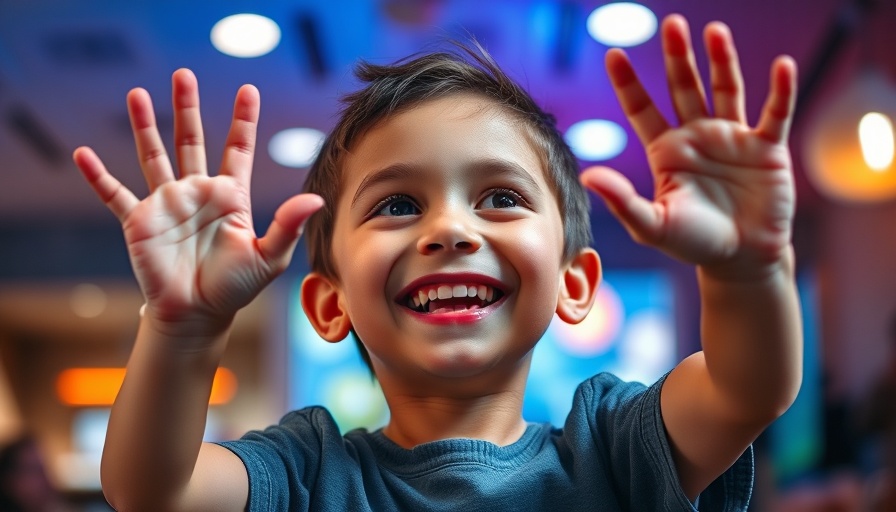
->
[210,368,238,404]
[211,14,281,58]
[859,112,895,171]
[57,367,237,406]
[801,69,896,203]
[70,283,107,318]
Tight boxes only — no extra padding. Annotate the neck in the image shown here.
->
[383,390,528,448]
[377,362,531,448]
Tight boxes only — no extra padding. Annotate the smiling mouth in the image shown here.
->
[402,283,504,314]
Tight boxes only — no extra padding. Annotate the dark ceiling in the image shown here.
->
[1,0,894,223]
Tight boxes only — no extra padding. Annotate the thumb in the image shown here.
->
[580,166,663,246]
[258,193,325,266]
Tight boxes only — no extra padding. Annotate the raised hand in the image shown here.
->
[73,69,323,335]
[582,14,797,280]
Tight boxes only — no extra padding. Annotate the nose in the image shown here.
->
[416,207,483,255]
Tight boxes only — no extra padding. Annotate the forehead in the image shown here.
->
[340,93,547,189]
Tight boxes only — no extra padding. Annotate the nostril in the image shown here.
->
[455,241,473,250]
[425,242,443,252]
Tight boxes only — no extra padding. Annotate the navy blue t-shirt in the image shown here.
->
[219,373,753,511]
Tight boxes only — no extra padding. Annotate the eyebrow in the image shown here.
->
[350,158,544,210]
[350,163,418,210]
[473,158,543,192]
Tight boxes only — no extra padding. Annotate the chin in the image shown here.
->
[414,346,495,379]
[419,345,531,383]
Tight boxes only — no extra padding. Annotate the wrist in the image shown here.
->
[697,245,795,285]
[138,305,235,353]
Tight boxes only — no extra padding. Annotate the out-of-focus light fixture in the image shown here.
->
[268,127,326,168]
[211,13,281,58]
[586,2,657,47]
[858,112,894,171]
[802,69,896,203]
[70,283,107,319]
[565,119,627,161]
[56,367,238,406]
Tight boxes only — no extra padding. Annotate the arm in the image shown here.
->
[581,15,802,498]
[73,69,323,511]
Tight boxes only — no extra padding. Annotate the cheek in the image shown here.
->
[509,216,565,291]
[331,226,401,297]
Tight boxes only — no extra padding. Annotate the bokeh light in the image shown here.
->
[211,13,281,58]
[565,119,627,161]
[325,372,389,431]
[268,127,326,168]
[586,3,658,47]
[70,283,107,318]
[550,282,624,357]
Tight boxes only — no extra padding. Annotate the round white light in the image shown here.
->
[587,3,658,47]
[565,119,627,161]
[211,14,281,58]
[859,112,895,172]
[268,128,326,168]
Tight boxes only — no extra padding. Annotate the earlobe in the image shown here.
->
[301,272,352,342]
[556,248,601,324]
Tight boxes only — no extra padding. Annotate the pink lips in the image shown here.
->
[395,273,507,324]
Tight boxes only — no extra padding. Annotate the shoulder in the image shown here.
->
[577,372,651,395]
[215,406,373,510]
[562,372,665,459]
[568,372,754,511]
[217,406,355,474]
[572,372,661,420]
[240,406,360,453]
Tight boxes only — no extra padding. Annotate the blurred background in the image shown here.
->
[1,0,895,510]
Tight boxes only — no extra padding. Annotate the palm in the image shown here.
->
[73,69,322,329]
[582,17,797,277]
[645,119,794,266]
[123,175,266,318]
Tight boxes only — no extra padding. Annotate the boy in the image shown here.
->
[72,14,802,511]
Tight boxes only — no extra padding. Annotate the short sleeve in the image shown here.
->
[575,372,753,511]
[216,407,353,511]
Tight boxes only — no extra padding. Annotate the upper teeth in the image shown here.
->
[411,284,495,309]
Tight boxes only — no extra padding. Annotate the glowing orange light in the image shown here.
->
[56,367,237,406]
[210,367,238,405]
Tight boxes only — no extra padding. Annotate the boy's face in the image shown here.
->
[327,94,570,386]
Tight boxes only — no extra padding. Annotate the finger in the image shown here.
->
[705,21,746,123]
[661,14,709,124]
[220,84,260,190]
[605,48,670,146]
[258,194,325,271]
[756,55,798,143]
[73,146,139,221]
[580,166,664,246]
[127,87,176,192]
[172,69,208,178]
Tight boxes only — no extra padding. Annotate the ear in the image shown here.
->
[301,272,352,342]
[555,248,601,324]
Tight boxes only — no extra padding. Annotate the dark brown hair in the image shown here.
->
[302,42,592,372]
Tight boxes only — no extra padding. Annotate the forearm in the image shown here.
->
[697,247,803,424]
[101,315,232,511]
